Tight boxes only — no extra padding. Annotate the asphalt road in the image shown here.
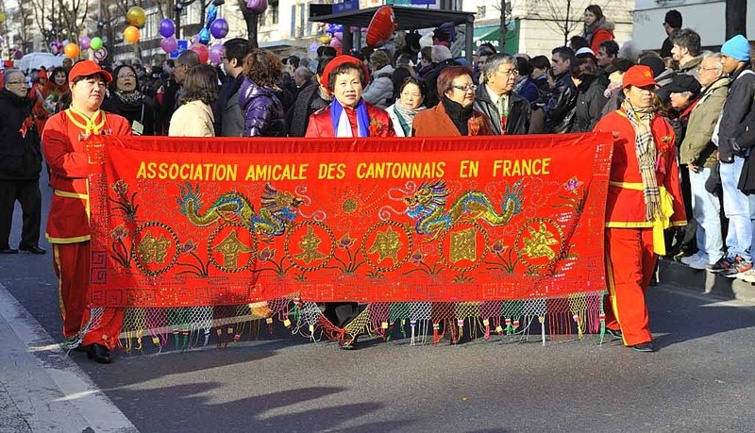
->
[1,173,754,432]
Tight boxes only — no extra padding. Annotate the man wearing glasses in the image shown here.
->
[0,70,45,255]
[473,54,532,135]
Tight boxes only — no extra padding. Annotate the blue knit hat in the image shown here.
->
[721,35,751,62]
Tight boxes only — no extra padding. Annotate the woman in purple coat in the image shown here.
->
[239,49,287,137]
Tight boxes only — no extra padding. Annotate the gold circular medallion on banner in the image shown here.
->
[207,223,258,273]
[436,221,489,273]
[360,220,413,272]
[515,217,565,269]
[284,221,335,272]
[131,222,180,276]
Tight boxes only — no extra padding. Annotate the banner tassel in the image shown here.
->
[410,320,416,345]
[432,322,441,345]
[483,319,490,341]
[539,316,546,346]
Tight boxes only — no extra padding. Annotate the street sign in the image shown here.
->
[169,39,189,59]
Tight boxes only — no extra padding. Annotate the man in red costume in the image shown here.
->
[593,65,686,352]
[42,61,132,363]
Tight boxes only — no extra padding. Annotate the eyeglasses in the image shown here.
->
[6,81,25,85]
[118,74,136,79]
[698,67,720,72]
[497,68,519,76]
[452,83,477,92]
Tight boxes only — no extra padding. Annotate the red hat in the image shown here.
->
[319,55,370,90]
[38,70,47,79]
[622,65,658,89]
[68,60,112,85]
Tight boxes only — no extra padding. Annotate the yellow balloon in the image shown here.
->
[319,35,331,44]
[126,7,146,29]
[0,13,6,24]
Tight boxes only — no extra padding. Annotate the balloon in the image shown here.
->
[329,38,341,49]
[206,5,218,26]
[210,18,229,39]
[318,35,331,44]
[13,50,23,60]
[51,43,60,55]
[64,43,80,58]
[123,26,140,43]
[366,6,396,48]
[245,0,267,14]
[159,18,176,38]
[79,36,91,50]
[90,37,103,50]
[0,12,6,24]
[333,31,343,41]
[126,6,147,28]
[190,43,209,64]
[198,28,211,45]
[161,36,178,54]
[209,43,225,65]
[93,47,108,61]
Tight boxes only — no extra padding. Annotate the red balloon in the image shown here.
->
[191,43,209,64]
[366,6,396,48]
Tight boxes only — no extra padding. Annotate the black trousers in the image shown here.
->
[0,179,41,250]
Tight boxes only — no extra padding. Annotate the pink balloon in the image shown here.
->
[333,31,343,41]
[329,38,342,49]
[161,36,178,53]
[208,43,224,65]
[190,43,209,64]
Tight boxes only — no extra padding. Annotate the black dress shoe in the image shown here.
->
[605,328,623,341]
[19,245,46,254]
[85,344,113,364]
[0,248,19,254]
[630,342,655,353]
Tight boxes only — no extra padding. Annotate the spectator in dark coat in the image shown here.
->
[0,70,44,254]
[216,38,252,137]
[101,64,157,135]
[239,49,287,137]
[513,57,539,103]
[543,46,578,133]
[288,57,334,137]
[569,57,608,132]
[473,54,532,135]
[660,10,683,59]
[423,45,460,108]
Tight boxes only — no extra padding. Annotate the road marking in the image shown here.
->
[0,283,138,433]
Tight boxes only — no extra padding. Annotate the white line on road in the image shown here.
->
[0,283,138,433]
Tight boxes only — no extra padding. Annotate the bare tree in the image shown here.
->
[725,0,747,39]
[237,0,259,48]
[539,0,581,46]
[492,0,513,53]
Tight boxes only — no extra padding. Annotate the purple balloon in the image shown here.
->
[159,18,176,38]
[210,18,229,39]
[209,43,224,65]
[161,36,178,54]
[13,49,23,60]
[79,36,91,50]
[245,0,267,14]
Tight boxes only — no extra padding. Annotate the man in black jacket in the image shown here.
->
[543,46,577,133]
[708,35,755,277]
[216,38,252,137]
[473,53,531,135]
[0,70,44,254]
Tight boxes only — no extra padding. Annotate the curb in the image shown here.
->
[659,258,755,303]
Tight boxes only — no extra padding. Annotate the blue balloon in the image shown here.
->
[199,28,211,45]
[332,24,343,33]
[206,5,218,28]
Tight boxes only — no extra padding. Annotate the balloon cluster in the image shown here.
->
[159,4,229,65]
[320,23,344,54]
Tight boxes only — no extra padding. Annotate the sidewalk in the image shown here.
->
[659,258,755,303]
[0,284,138,433]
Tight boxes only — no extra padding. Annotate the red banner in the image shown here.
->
[88,134,613,308]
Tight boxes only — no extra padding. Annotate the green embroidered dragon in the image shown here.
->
[176,182,302,236]
[403,180,524,238]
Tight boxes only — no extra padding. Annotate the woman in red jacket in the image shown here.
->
[305,55,395,138]
[305,55,395,349]
[582,5,615,55]
[593,65,686,353]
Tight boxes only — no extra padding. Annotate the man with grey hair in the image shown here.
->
[293,66,313,89]
[473,54,531,135]
[679,52,729,270]
[0,69,44,254]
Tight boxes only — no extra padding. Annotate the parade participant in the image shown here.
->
[169,64,218,137]
[32,67,68,133]
[386,77,425,137]
[305,55,395,348]
[413,66,492,137]
[0,70,44,255]
[593,65,686,352]
[101,64,157,136]
[472,54,531,135]
[239,48,287,137]
[41,60,131,363]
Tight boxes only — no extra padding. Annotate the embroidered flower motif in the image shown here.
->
[564,177,583,193]
[111,180,129,198]
[258,247,276,262]
[179,240,197,254]
[369,118,384,136]
[110,224,128,240]
[657,136,674,155]
[491,241,507,254]
[338,234,355,249]
[468,117,484,136]
[411,250,424,265]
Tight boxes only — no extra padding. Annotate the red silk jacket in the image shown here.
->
[42,108,131,243]
[304,101,396,138]
[593,109,686,228]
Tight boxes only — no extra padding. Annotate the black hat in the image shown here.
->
[664,74,702,95]
[638,55,666,78]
